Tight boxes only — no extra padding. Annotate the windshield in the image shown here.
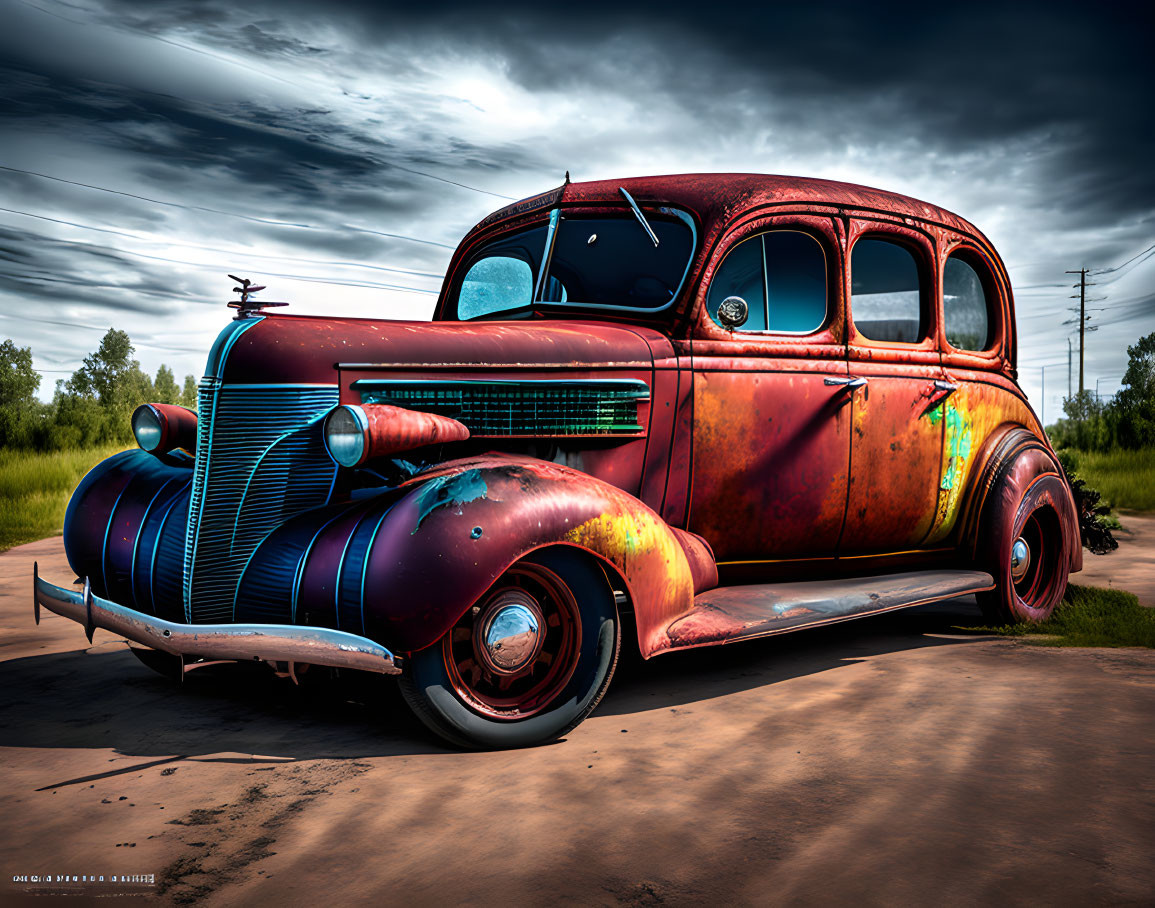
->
[453,208,695,320]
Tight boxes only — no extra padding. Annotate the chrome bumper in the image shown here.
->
[33,564,402,675]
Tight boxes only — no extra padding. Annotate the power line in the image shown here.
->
[2,228,439,296]
[16,1,516,201]
[0,206,446,281]
[1092,242,1155,276]
[0,165,456,250]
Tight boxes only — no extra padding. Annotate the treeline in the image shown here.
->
[1047,332,1155,452]
[0,329,197,451]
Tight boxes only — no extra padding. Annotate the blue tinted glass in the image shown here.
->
[454,215,692,319]
[851,239,923,343]
[943,256,991,350]
[707,236,766,331]
[765,232,826,332]
[458,255,534,320]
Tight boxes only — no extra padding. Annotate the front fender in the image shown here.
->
[237,455,712,657]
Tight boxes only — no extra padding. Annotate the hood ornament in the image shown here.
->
[227,274,289,319]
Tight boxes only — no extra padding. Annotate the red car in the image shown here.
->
[36,174,1080,749]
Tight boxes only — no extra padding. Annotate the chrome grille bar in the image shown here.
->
[183,383,338,624]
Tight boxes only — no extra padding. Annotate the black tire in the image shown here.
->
[128,644,184,681]
[976,472,1073,624]
[399,548,620,750]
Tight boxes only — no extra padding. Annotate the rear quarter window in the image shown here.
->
[943,254,994,351]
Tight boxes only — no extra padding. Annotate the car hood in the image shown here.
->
[213,314,667,385]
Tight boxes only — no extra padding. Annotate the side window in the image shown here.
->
[707,234,766,331]
[943,255,992,351]
[851,238,923,343]
[707,230,826,333]
[458,256,533,320]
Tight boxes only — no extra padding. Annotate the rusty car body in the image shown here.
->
[35,174,1080,748]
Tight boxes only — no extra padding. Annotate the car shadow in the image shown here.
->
[0,597,993,762]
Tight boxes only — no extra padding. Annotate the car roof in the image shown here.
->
[565,173,985,238]
[470,173,989,248]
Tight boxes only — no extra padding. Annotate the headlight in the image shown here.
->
[132,405,164,452]
[323,403,470,467]
[324,405,368,467]
[131,403,197,456]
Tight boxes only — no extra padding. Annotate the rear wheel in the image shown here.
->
[977,472,1073,624]
[399,548,620,749]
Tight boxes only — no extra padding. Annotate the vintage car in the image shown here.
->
[34,174,1081,748]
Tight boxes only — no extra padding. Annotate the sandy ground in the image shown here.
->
[1074,511,1155,606]
[2,524,1153,907]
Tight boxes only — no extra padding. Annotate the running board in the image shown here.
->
[663,569,995,651]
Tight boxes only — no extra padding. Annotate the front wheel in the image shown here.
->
[399,548,620,749]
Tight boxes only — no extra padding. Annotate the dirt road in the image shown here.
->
[3,532,1153,906]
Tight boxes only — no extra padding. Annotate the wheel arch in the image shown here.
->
[957,423,1081,572]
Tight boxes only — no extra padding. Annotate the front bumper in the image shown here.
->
[33,564,402,676]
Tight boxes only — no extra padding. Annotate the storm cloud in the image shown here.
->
[0,0,1151,417]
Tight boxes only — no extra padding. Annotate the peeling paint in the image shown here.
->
[410,469,490,535]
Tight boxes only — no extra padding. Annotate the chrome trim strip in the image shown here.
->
[130,476,182,612]
[339,362,652,370]
[204,316,263,380]
[150,481,190,610]
[334,506,373,633]
[359,504,395,637]
[291,511,344,623]
[351,378,651,399]
[100,480,133,596]
[34,571,401,675]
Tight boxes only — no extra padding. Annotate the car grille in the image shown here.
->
[183,381,339,623]
[355,379,649,436]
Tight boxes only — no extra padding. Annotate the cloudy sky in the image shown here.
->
[1,0,1152,421]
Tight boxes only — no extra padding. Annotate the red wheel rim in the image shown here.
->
[442,562,581,720]
[1013,506,1062,614]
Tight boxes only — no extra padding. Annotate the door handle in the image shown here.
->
[825,376,868,389]
[933,380,959,397]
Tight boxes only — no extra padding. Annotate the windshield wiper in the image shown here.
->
[532,208,562,302]
[619,187,659,248]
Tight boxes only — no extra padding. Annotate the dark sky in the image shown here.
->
[1,0,1152,419]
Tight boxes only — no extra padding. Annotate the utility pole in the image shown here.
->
[1066,268,1087,393]
[1067,338,1072,399]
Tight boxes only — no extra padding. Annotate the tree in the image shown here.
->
[68,329,133,404]
[181,375,198,410]
[1113,332,1155,449]
[0,339,39,408]
[0,339,42,447]
[154,365,180,404]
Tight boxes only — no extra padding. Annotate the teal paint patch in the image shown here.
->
[410,469,489,535]
[940,405,973,491]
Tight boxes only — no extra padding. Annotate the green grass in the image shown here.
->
[0,445,129,552]
[975,584,1155,648]
[1062,447,1155,512]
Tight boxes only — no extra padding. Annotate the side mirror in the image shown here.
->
[717,295,749,330]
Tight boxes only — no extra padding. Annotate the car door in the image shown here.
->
[687,215,852,563]
[840,222,947,555]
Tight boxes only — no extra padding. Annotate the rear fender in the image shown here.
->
[956,425,1082,572]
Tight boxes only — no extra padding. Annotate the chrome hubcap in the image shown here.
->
[1010,537,1031,582]
[478,592,543,674]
